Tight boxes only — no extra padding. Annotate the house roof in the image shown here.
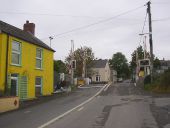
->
[90,59,108,68]
[0,20,55,52]
[160,60,170,67]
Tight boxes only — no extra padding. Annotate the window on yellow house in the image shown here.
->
[12,40,21,65]
[35,76,42,96]
[36,48,43,69]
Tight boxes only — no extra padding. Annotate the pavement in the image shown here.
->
[0,82,170,128]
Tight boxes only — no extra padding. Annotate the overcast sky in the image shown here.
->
[0,0,170,62]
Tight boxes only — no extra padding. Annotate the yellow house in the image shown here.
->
[0,20,55,100]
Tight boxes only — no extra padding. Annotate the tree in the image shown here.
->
[130,46,144,71]
[54,60,66,73]
[110,52,130,78]
[153,57,161,70]
[65,46,95,77]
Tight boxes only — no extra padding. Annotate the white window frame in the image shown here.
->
[36,48,43,69]
[96,75,100,82]
[11,40,21,66]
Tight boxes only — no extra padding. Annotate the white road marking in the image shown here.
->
[77,107,84,111]
[24,110,31,114]
[103,84,110,91]
[37,83,109,128]
[134,83,136,86]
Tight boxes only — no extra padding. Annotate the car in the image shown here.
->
[117,78,123,82]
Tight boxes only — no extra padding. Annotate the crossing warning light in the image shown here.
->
[139,59,150,67]
[72,60,76,69]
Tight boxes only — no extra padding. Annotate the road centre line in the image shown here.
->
[77,107,84,111]
[103,84,110,91]
[37,83,110,128]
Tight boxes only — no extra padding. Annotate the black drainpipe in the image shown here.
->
[5,34,9,95]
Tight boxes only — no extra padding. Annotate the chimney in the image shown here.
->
[23,20,35,35]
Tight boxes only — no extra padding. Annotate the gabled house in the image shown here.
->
[0,20,55,100]
[156,59,170,73]
[89,59,111,83]
[160,60,170,71]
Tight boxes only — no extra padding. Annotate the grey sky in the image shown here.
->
[0,0,170,61]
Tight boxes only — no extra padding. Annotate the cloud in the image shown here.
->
[0,0,170,62]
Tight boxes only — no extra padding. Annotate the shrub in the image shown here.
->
[159,69,170,89]
[144,69,170,92]
[144,75,151,85]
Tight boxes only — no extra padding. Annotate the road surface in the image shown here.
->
[0,82,170,128]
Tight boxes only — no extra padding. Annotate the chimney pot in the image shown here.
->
[23,20,35,35]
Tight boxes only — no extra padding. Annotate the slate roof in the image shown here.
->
[90,59,108,68]
[0,20,55,52]
[160,60,170,67]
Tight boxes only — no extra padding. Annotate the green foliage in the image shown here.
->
[144,84,154,91]
[159,69,170,88]
[110,52,130,78]
[54,60,66,73]
[130,46,144,72]
[71,84,77,91]
[144,75,151,85]
[65,46,95,77]
[144,70,170,92]
[153,57,161,70]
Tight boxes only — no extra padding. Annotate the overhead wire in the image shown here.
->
[139,10,148,45]
[41,5,145,40]
[0,11,105,19]
[153,17,170,22]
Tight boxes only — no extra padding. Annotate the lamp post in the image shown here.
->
[49,36,53,48]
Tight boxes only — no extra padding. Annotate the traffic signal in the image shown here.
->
[139,59,150,67]
[72,60,76,69]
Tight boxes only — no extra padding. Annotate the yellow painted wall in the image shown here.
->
[0,33,7,93]
[0,33,54,99]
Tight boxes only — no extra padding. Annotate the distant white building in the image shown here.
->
[89,59,116,83]
[156,60,170,73]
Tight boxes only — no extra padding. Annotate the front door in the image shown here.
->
[11,74,18,96]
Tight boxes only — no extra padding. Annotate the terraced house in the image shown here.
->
[0,20,55,100]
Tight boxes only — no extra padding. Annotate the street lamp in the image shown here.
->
[49,36,53,48]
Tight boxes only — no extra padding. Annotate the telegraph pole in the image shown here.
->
[70,40,74,85]
[147,1,154,83]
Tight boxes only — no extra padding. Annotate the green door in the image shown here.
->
[10,74,18,96]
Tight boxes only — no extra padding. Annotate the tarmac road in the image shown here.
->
[1,82,170,128]
[0,84,104,128]
[42,81,170,128]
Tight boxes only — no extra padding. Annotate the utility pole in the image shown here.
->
[82,49,87,78]
[70,40,74,85]
[136,50,139,82]
[147,1,154,83]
